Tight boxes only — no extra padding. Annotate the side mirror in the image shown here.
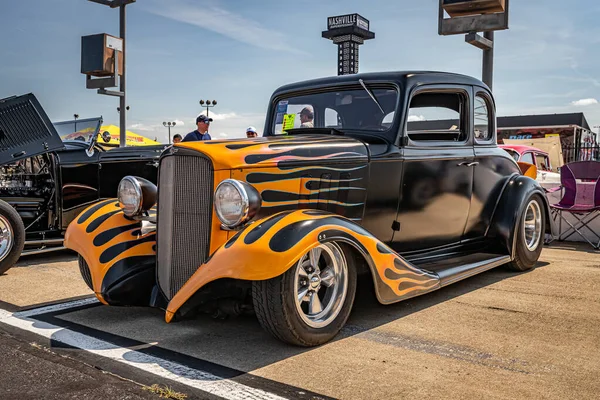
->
[102,131,111,143]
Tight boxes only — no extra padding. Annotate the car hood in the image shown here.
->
[0,93,65,165]
[174,135,370,170]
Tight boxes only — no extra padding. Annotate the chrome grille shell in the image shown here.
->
[156,151,214,299]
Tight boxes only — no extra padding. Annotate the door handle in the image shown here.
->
[457,161,468,166]
[466,162,479,167]
[457,161,479,167]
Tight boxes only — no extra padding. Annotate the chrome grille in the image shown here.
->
[156,154,213,299]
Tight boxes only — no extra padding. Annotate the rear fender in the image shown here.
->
[166,210,440,321]
[487,175,554,256]
[64,199,157,305]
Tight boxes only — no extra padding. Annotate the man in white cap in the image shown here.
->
[246,126,258,138]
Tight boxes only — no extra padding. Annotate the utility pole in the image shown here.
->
[199,100,217,117]
[438,0,509,92]
[482,31,494,90]
[119,4,127,147]
[163,121,177,144]
[85,0,136,147]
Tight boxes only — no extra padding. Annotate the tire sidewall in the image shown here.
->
[281,242,357,345]
[514,194,545,268]
[0,200,25,275]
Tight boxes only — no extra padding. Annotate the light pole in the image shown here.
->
[163,121,177,144]
[87,0,136,147]
[199,100,217,117]
[74,113,79,132]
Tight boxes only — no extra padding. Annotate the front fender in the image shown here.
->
[166,210,440,322]
[487,175,555,256]
[64,199,157,305]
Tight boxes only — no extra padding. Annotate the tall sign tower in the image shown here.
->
[322,14,375,76]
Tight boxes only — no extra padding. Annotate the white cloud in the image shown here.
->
[571,98,598,106]
[196,111,238,123]
[142,0,303,54]
[408,115,425,122]
[173,119,185,126]
[130,123,154,132]
[218,132,228,138]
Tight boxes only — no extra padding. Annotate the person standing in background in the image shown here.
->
[246,126,258,138]
[182,115,213,142]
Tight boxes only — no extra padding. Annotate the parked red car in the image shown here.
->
[499,145,560,184]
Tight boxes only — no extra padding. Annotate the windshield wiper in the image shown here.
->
[359,79,384,114]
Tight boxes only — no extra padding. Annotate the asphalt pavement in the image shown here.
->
[0,328,159,400]
[0,243,599,399]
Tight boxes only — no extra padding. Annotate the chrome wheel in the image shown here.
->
[523,200,542,251]
[293,243,348,329]
[0,215,14,263]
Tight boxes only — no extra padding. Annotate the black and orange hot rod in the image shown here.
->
[65,71,554,346]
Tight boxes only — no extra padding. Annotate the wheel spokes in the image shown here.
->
[320,268,335,287]
[298,286,309,303]
[298,264,309,279]
[309,247,322,270]
[309,293,323,314]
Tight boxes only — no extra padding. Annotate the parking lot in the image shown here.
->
[0,244,599,400]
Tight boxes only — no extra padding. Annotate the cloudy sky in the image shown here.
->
[1,0,599,142]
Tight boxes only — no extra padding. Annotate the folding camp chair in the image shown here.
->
[549,161,600,249]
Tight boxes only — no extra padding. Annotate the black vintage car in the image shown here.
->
[0,93,164,274]
[66,71,555,346]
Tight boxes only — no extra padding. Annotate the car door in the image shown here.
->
[390,85,474,254]
[55,143,100,228]
[464,88,520,241]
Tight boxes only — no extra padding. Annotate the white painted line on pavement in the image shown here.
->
[0,300,289,400]
[15,298,100,318]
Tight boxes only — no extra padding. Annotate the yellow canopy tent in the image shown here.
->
[99,125,161,146]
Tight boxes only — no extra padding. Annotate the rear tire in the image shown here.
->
[0,200,25,275]
[253,242,357,347]
[507,194,545,272]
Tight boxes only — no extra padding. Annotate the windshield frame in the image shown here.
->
[265,81,402,143]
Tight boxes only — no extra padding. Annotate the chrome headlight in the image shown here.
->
[118,176,157,217]
[214,179,261,229]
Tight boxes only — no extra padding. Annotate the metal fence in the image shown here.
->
[562,144,600,164]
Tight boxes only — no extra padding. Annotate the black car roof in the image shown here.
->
[272,71,489,95]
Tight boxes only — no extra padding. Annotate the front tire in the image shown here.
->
[0,200,25,275]
[507,194,546,271]
[252,242,357,347]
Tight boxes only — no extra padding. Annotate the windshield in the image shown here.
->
[53,117,102,144]
[272,86,398,136]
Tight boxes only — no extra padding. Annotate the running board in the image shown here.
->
[437,255,511,287]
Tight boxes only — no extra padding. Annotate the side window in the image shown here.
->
[406,92,467,142]
[382,112,394,129]
[325,108,340,128]
[521,152,535,165]
[536,154,550,171]
[474,95,493,141]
